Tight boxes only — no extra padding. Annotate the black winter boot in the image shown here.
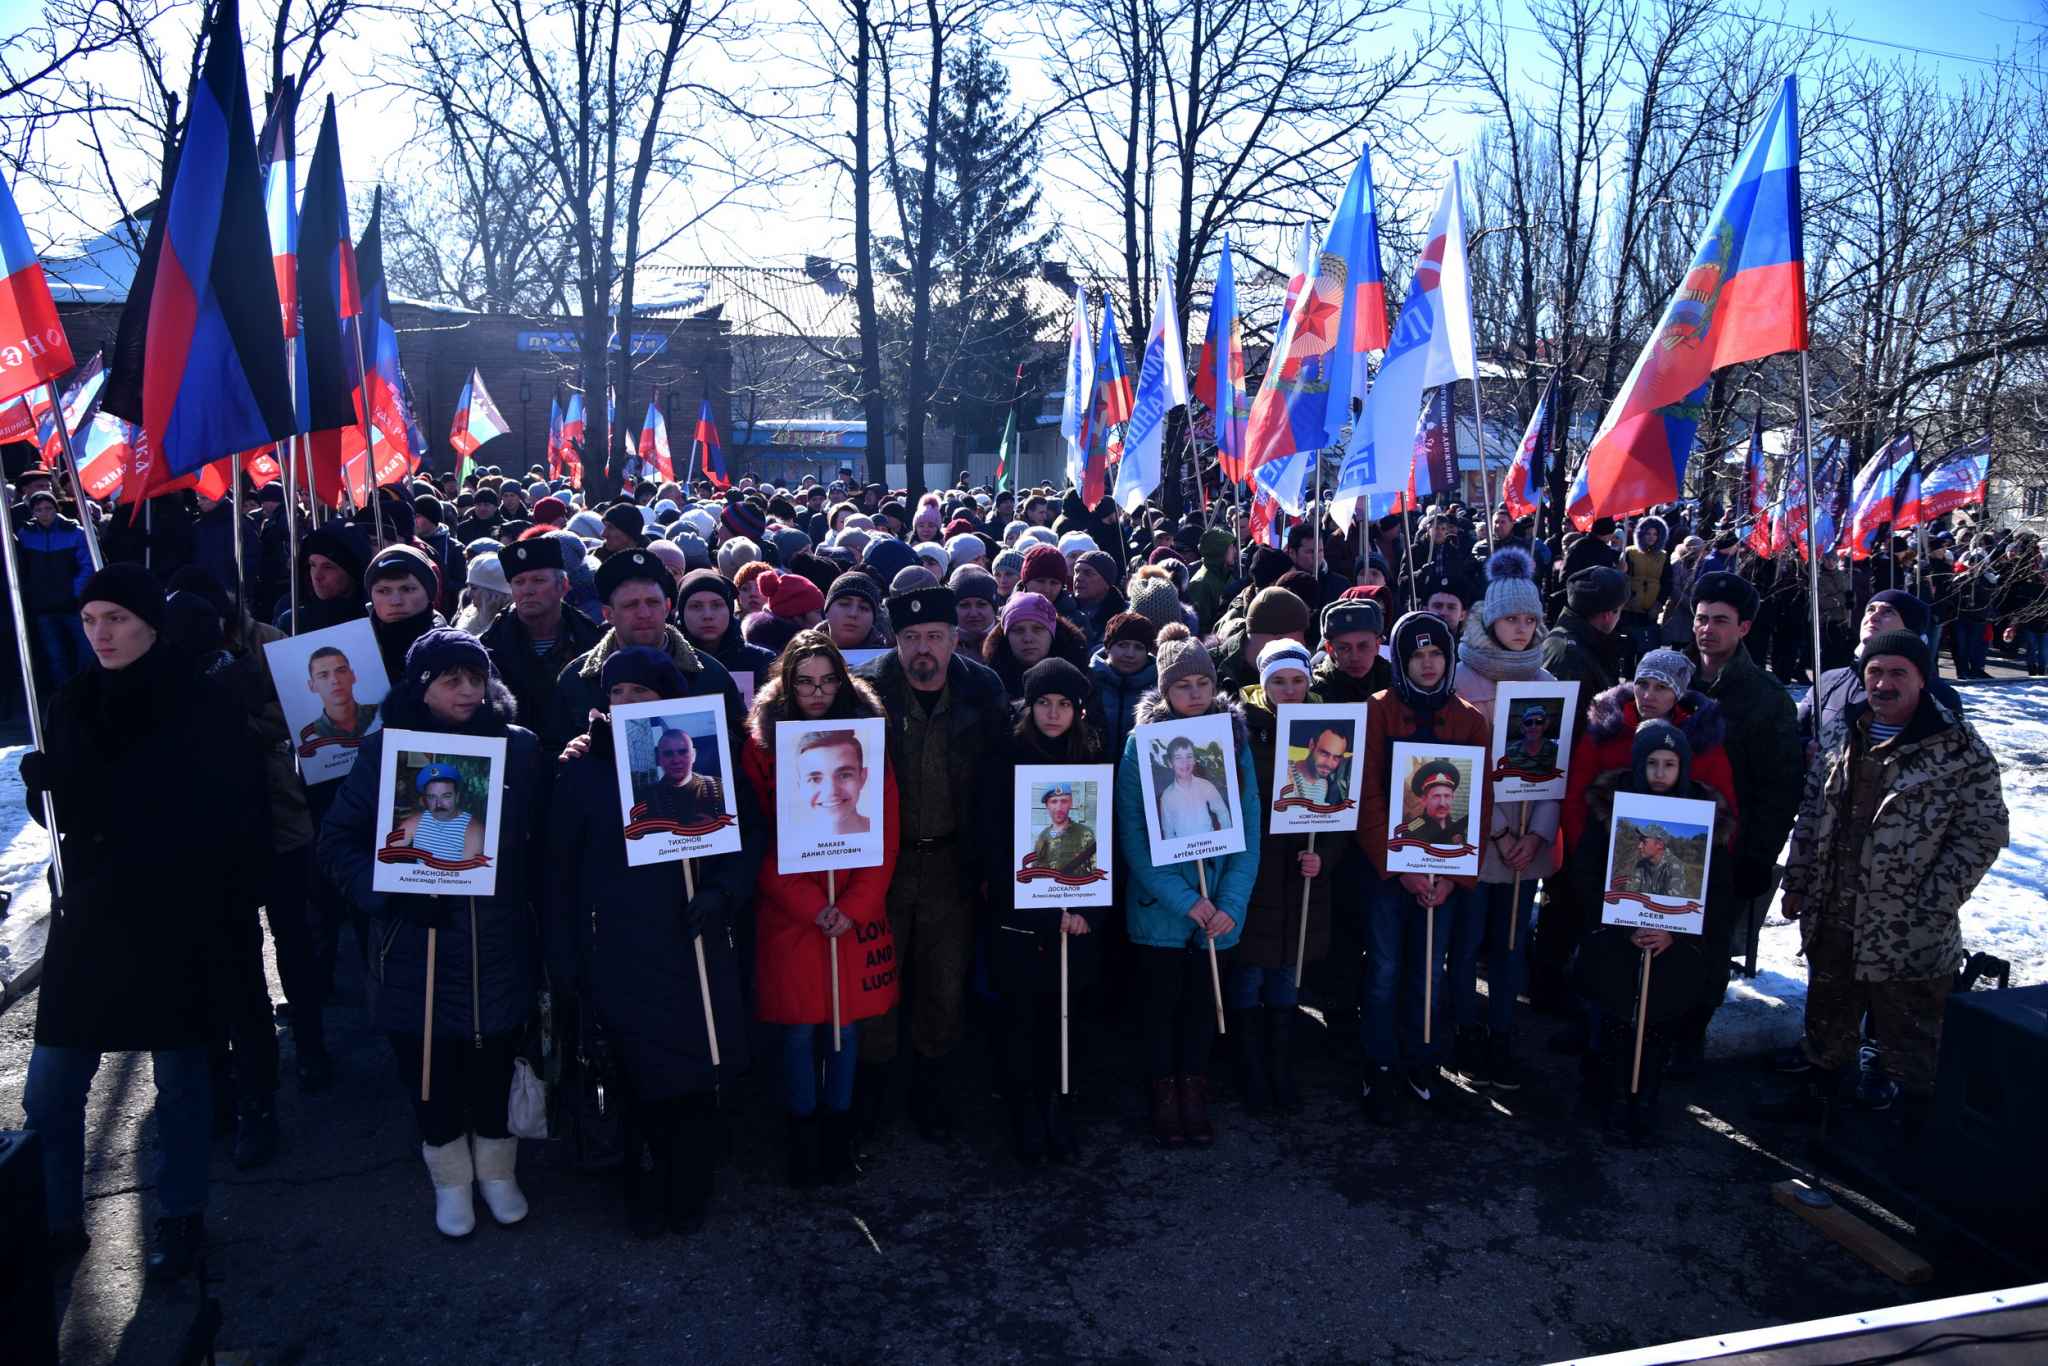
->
[818,1109,859,1184]
[145,1214,205,1282]
[1234,1009,1272,1114]
[785,1113,821,1190]
[1268,1008,1302,1115]
[667,1095,717,1232]
[232,1095,279,1171]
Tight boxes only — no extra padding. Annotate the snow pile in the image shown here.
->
[0,742,54,1004]
[1709,680,2048,1058]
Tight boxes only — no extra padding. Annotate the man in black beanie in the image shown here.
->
[1798,588,1964,743]
[1541,566,1630,722]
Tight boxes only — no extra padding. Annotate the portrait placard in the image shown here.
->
[1488,680,1580,801]
[1012,764,1114,909]
[371,730,509,896]
[774,717,887,874]
[1134,712,1245,867]
[1600,791,1715,936]
[841,648,890,670]
[611,697,742,865]
[1384,741,1485,877]
[732,670,757,713]
[262,618,390,784]
[1269,703,1367,833]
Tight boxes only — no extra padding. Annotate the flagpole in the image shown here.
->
[1798,351,1823,731]
[43,381,104,572]
[1469,373,1497,537]
[347,322,385,549]
[0,485,66,901]
[283,335,302,634]
[230,460,250,614]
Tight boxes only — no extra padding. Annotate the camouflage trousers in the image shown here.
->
[1800,921,1952,1098]
[859,845,972,1065]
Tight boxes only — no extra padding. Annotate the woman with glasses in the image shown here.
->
[743,631,900,1187]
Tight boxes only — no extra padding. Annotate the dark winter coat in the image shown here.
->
[856,646,1011,890]
[981,616,1090,697]
[688,619,778,682]
[1799,664,1963,738]
[25,643,270,1050]
[544,713,762,1099]
[1088,647,1156,759]
[1683,642,1803,898]
[992,719,1108,996]
[1311,652,1393,705]
[1236,684,1341,970]
[548,624,744,761]
[1563,684,1739,856]
[17,514,95,614]
[479,602,605,737]
[1540,608,1628,721]
[317,685,546,1040]
[188,502,263,609]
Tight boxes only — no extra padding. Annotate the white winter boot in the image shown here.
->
[471,1135,529,1226]
[421,1138,476,1238]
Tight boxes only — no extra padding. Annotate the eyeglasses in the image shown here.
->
[793,676,844,696]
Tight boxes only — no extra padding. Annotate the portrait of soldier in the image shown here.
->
[399,762,484,862]
[1622,826,1685,898]
[1281,723,1352,805]
[642,724,724,825]
[1509,703,1559,771]
[302,645,379,744]
[1030,781,1098,876]
[1398,759,1464,844]
[796,728,871,837]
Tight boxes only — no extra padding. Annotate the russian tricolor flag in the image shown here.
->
[1575,77,1806,526]
[1085,296,1131,506]
[0,164,76,405]
[1502,368,1559,521]
[257,78,299,339]
[99,0,293,501]
[450,367,509,460]
[692,399,725,489]
[1194,234,1250,486]
[561,390,587,485]
[639,396,674,484]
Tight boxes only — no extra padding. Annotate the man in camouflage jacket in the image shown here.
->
[1779,631,2008,1106]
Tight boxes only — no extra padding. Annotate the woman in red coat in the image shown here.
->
[744,630,899,1187]
[1560,648,1739,856]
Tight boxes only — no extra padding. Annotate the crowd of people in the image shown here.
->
[5,461,2018,1283]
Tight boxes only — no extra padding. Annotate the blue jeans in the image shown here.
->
[1226,963,1299,1009]
[2018,629,2046,671]
[23,1044,212,1230]
[29,611,88,690]
[1361,879,1468,1066]
[780,1023,856,1116]
[1955,618,1988,674]
[1449,880,1536,1036]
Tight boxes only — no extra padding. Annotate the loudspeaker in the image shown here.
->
[0,1129,59,1365]
[1919,984,2048,1258]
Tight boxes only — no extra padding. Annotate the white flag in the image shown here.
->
[1059,287,1095,493]
[1115,267,1190,513]
[1331,164,1479,529]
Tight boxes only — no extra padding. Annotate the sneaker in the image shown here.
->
[1854,1073,1900,1112]
[1404,1065,1435,1104]
[1359,1067,1398,1125]
[1486,1035,1523,1092]
[1452,1026,1492,1087]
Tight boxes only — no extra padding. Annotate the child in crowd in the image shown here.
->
[1090,611,1159,758]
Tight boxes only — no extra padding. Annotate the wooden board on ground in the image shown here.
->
[1770,1179,1933,1286]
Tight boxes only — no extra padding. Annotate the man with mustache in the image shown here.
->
[400,762,485,863]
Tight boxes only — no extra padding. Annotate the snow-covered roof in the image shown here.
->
[44,214,150,304]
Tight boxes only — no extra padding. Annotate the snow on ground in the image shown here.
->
[1709,679,2048,1058]
[0,686,2041,1042]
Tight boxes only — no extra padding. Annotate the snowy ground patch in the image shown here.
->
[0,742,54,1005]
[1708,680,2048,1059]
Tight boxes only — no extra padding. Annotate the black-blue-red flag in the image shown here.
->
[297,96,363,505]
[101,0,292,499]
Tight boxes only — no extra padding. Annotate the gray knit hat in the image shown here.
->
[1478,547,1544,628]
[1633,647,1694,694]
[1127,575,1183,631]
[1155,622,1216,692]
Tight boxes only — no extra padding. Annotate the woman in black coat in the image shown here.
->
[544,645,761,1236]
[991,658,1108,1165]
[21,565,268,1277]
[318,628,545,1239]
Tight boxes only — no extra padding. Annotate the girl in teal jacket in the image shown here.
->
[1116,623,1260,1149]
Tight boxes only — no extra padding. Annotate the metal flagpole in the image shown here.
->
[43,382,104,571]
[0,486,65,900]
[229,461,249,614]
[282,334,302,634]
[1469,373,1497,536]
[1798,352,1824,735]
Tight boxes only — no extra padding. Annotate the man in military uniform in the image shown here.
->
[1508,705,1559,773]
[1029,782,1097,876]
[1625,829,1684,897]
[643,726,723,825]
[1398,760,1463,844]
[301,646,378,746]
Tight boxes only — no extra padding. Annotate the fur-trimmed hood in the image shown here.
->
[1633,515,1670,552]
[1586,680,1726,753]
[1132,688,1250,753]
[746,671,886,750]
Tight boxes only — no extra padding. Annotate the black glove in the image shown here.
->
[17,750,48,810]
[683,885,728,939]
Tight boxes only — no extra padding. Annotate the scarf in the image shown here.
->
[1458,615,1546,684]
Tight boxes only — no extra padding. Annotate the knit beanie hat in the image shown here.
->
[1389,610,1457,713]
[1249,544,1292,590]
[914,540,950,571]
[1000,590,1058,636]
[1478,547,1544,628]
[1565,565,1629,616]
[721,500,767,544]
[949,566,998,605]
[403,627,494,688]
[1057,530,1099,558]
[1126,576,1182,632]
[1246,585,1311,637]
[1257,639,1314,689]
[890,566,939,594]
[600,644,687,701]
[1023,656,1091,713]
[1866,589,1929,637]
[1857,628,1933,683]
[678,567,735,611]
[1631,718,1693,794]
[863,536,920,585]
[1199,527,1232,567]
[1104,611,1157,651]
[769,571,825,619]
[465,553,509,596]
[826,570,882,614]
[365,544,440,602]
[1155,622,1217,693]
[603,504,648,540]
[80,563,165,630]
[1634,648,1695,695]
[991,548,1025,579]
[1020,544,1070,590]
